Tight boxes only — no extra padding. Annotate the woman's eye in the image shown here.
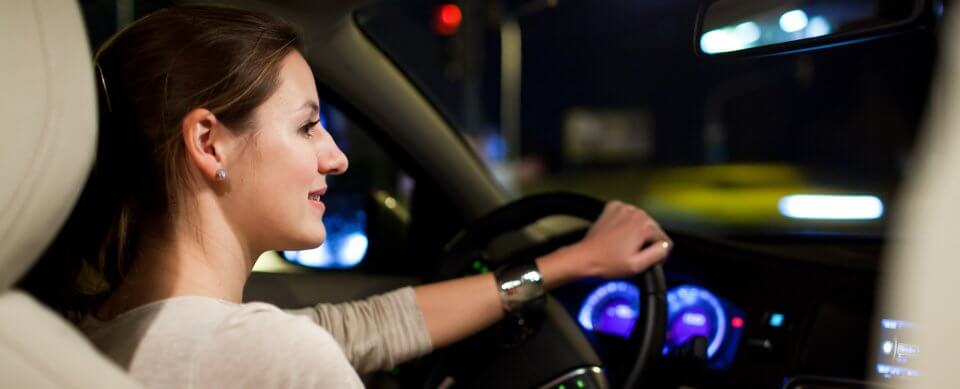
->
[300,120,321,137]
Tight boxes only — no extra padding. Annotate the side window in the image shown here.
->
[279,102,418,273]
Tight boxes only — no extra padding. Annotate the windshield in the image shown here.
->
[356,0,936,237]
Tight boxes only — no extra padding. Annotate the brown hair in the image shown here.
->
[20,5,304,320]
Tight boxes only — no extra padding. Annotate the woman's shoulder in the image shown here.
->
[84,296,364,387]
[192,300,364,387]
[111,296,351,360]
[81,296,241,351]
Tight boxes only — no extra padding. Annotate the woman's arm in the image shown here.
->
[414,201,672,348]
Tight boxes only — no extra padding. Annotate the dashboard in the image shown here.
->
[552,231,902,388]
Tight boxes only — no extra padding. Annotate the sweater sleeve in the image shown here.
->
[285,286,433,374]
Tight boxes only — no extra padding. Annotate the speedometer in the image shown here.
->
[664,285,744,369]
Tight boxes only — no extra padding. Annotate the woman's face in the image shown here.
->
[220,50,348,252]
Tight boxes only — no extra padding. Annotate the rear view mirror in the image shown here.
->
[697,0,934,56]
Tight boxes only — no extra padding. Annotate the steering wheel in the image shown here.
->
[425,192,666,389]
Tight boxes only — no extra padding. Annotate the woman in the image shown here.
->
[23,5,671,388]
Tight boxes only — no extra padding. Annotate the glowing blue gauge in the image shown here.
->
[665,285,727,358]
[578,281,641,339]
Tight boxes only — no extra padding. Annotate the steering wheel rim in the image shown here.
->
[431,192,667,388]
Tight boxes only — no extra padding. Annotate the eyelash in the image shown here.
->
[300,119,321,138]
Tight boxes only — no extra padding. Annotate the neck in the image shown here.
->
[96,193,258,320]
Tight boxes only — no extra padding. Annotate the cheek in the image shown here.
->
[233,136,323,247]
[231,135,313,210]
[251,134,315,182]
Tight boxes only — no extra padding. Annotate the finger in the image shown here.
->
[636,220,669,249]
[628,241,671,272]
[657,239,673,252]
[647,221,670,246]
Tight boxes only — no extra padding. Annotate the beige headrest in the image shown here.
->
[884,7,960,388]
[0,0,97,289]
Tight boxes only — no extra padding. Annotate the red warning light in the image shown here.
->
[433,4,462,36]
[731,316,745,329]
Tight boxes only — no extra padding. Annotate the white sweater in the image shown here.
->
[80,287,432,388]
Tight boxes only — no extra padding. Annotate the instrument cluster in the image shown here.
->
[577,281,746,369]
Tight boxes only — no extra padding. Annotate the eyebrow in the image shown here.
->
[298,101,320,115]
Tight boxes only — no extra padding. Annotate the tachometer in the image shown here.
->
[578,281,641,339]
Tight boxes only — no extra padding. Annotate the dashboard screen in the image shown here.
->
[875,318,919,379]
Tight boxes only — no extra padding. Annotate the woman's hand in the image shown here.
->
[577,200,672,278]
[536,201,672,289]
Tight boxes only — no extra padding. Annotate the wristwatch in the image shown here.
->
[494,261,546,313]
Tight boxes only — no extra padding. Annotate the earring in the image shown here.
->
[215,168,227,181]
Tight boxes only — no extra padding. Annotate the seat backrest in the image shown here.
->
[0,0,141,387]
[883,7,960,388]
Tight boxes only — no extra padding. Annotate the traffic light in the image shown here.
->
[433,3,462,36]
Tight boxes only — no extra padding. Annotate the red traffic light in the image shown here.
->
[433,4,462,36]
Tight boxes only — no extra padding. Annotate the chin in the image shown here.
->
[306,226,327,248]
[283,225,326,250]
[281,221,327,250]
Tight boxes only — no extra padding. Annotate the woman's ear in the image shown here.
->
[182,108,226,183]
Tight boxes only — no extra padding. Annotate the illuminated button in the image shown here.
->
[769,313,785,328]
[731,316,745,329]
[882,341,894,355]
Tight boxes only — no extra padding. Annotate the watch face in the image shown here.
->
[497,264,545,312]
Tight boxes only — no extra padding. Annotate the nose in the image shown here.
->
[318,138,348,176]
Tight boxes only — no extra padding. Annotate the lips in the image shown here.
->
[308,188,327,210]
[308,187,327,199]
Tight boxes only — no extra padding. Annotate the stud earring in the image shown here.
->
[215,168,227,181]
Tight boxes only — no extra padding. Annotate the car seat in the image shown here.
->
[0,0,142,387]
